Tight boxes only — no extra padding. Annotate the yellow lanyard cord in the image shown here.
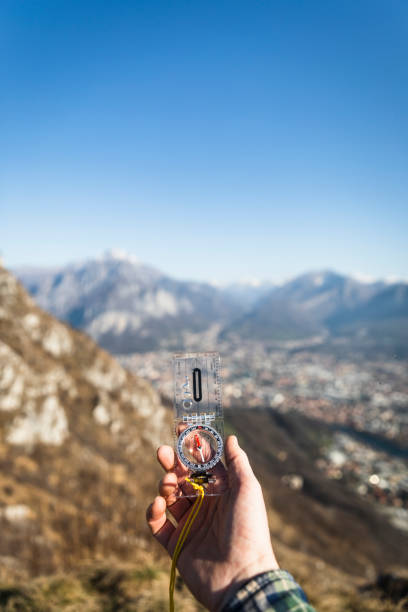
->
[169,478,205,612]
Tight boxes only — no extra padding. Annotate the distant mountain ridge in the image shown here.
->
[16,251,242,353]
[15,255,408,355]
[224,271,408,354]
[223,270,382,338]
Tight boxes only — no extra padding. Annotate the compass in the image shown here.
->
[173,352,225,495]
[177,424,223,472]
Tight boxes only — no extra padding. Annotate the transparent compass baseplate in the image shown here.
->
[174,415,227,497]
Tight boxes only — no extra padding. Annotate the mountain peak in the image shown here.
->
[300,270,344,284]
[100,249,140,265]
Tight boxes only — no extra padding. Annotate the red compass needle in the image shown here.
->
[194,433,205,464]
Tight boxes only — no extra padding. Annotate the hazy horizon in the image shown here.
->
[5,248,407,286]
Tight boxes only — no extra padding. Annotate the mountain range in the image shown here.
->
[15,252,408,356]
[16,251,241,353]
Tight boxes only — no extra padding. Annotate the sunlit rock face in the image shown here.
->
[6,395,69,447]
[0,265,169,577]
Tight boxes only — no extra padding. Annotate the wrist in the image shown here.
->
[220,569,301,612]
[216,556,279,612]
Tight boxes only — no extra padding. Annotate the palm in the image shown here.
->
[147,436,278,611]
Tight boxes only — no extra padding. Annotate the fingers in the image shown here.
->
[157,445,176,471]
[157,447,191,515]
[157,437,255,494]
[157,445,189,476]
[225,435,255,485]
[159,472,191,521]
[146,496,174,550]
[159,471,179,501]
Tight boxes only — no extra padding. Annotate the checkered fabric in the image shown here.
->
[222,569,316,612]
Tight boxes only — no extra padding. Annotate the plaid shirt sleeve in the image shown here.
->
[222,569,316,612]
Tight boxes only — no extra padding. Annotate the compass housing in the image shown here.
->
[177,424,223,472]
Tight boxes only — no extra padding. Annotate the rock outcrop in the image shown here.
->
[0,266,168,577]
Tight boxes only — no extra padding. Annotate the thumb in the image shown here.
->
[225,435,255,485]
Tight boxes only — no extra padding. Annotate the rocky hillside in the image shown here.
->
[0,265,169,578]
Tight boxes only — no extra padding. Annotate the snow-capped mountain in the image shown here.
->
[15,251,243,353]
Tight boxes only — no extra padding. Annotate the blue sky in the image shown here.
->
[1,0,407,283]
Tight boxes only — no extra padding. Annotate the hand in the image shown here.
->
[146,435,279,611]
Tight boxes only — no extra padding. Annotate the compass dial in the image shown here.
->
[177,424,223,472]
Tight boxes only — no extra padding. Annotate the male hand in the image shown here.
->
[146,435,279,611]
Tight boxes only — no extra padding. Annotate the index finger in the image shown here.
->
[157,445,177,471]
[157,445,192,503]
[157,445,189,475]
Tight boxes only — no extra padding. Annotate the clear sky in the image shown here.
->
[1,0,407,283]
